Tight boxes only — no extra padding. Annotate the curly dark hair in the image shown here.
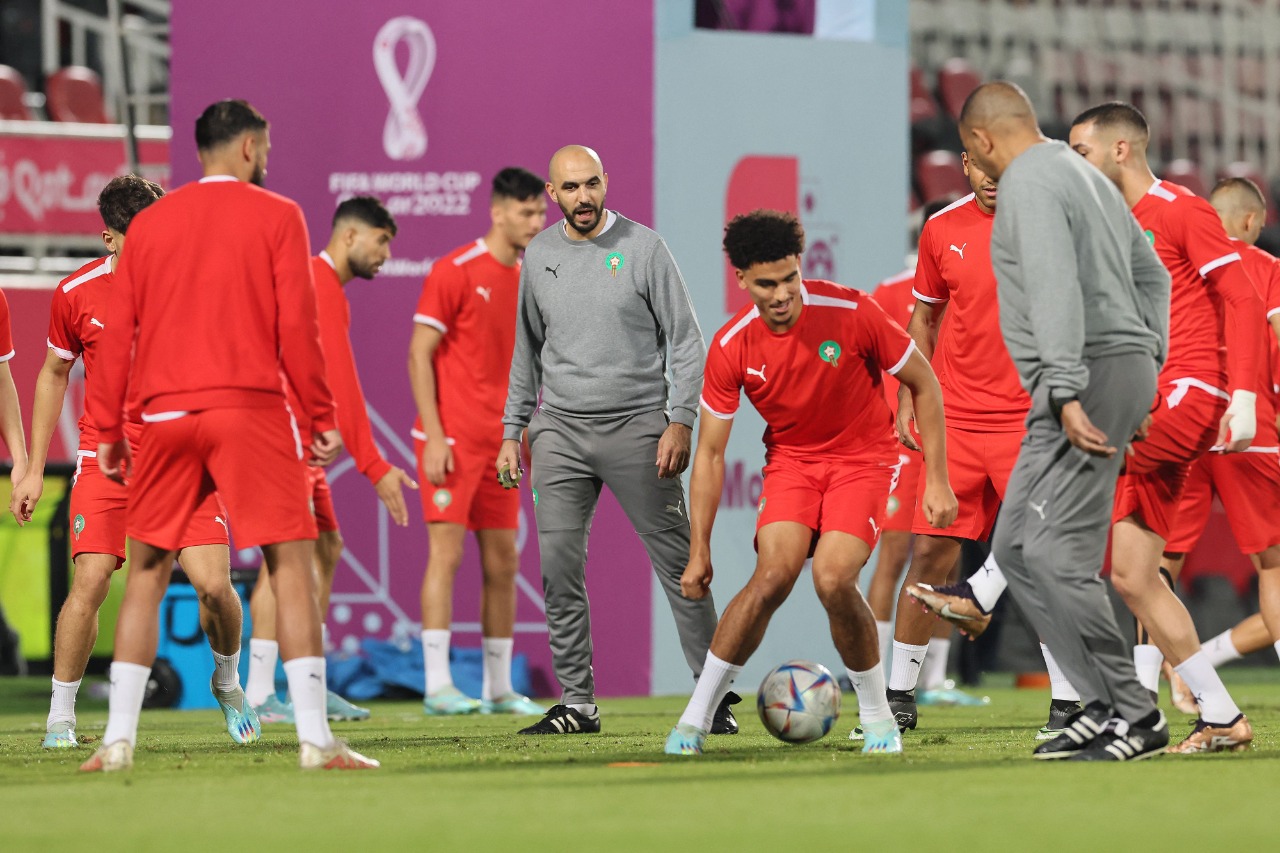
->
[97,174,164,234]
[722,209,806,270]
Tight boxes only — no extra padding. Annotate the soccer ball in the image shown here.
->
[756,660,841,744]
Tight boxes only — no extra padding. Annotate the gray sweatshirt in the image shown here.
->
[991,141,1170,400]
[502,211,705,440]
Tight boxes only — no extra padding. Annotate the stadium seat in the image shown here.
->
[1162,159,1209,198]
[909,63,939,123]
[0,65,32,120]
[1218,161,1278,224]
[936,58,982,121]
[45,66,111,123]
[914,150,970,202]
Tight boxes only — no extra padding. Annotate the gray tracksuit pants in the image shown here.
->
[993,352,1159,725]
[527,407,718,704]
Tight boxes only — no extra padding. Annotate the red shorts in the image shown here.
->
[755,455,894,549]
[1113,381,1225,539]
[307,465,339,533]
[127,406,316,550]
[1164,450,1280,555]
[911,427,1022,540]
[70,448,228,565]
[882,448,921,533]
[414,438,519,530]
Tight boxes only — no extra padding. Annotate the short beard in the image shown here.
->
[250,164,266,187]
[562,201,602,235]
[348,256,379,280]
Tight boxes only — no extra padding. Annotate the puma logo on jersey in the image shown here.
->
[1029,500,1047,520]
[214,515,228,531]
[949,243,967,259]
[89,317,105,328]
[546,264,560,278]
[746,364,767,383]
[476,286,492,302]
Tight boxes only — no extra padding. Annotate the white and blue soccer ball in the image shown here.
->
[756,660,841,744]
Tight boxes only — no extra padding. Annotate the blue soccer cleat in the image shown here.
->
[211,678,261,744]
[918,682,992,707]
[861,718,904,754]
[253,693,295,724]
[481,692,545,716]
[42,720,78,749]
[664,723,708,756]
[423,685,482,716]
[326,690,371,722]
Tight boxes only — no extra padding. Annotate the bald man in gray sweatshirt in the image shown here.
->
[960,84,1172,761]
[497,146,726,735]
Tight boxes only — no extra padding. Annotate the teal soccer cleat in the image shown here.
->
[253,694,295,724]
[918,682,992,707]
[861,718,904,754]
[212,678,262,744]
[423,685,482,715]
[663,723,707,756]
[481,692,545,716]
[42,720,78,749]
[326,690,371,721]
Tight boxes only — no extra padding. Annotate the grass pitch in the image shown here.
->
[2,672,1278,852]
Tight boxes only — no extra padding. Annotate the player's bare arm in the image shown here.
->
[680,409,732,600]
[0,361,25,486]
[97,438,130,484]
[373,467,418,527]
[895,299,947,451]
[9,350,73,524]
[894,349,958,528]
[656,422,692,479]
[407,324,454,486]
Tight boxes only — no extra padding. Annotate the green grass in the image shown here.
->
[3,672,1279,851]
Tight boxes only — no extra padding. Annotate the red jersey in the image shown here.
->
[873,265,917,417]
[701,279,914,463]
[0,287,12,363]
[913,194,1030,432]
[47,257,144,447]
[285,254,391,484]
[412,239,520,448]
[91,177,335,442]
[1238,241,1280,412]
[1133,180,1263,394]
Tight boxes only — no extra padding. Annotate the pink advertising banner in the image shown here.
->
[169,1,657,696]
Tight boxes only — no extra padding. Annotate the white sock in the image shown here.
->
[1175,650,1242,723]
[422,629,452,694]
[921,637,951,690]
[1040,643,1080,702]
[245,638,278,706]
[103,662,150,748]
[887,641,928,692]
[482,637,515,701]
[876,621,893,673]
[1202,628,1242,667]
[567,703,599,715]
[846,665,893,725]
[47,677,81,728]
[283,656,334,748]
[1274,639,1280,663]
[968,552,1008,613]
[1133,644,1164,694]
[211,649,241,694]
[679,652,741,732]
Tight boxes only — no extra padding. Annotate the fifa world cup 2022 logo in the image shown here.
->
[373,16,436,161]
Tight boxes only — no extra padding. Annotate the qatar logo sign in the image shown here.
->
[373,16,436,161]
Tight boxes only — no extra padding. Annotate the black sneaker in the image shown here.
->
[517,704,601,735]
[1035,698,1083,740]
[1032,701,1111,760]
[887,688,917,732]
[1068,710,1168,761]
[710,691,741,735]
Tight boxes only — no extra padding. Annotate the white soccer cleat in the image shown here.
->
[78,740,133,773]
[299,738,380,770]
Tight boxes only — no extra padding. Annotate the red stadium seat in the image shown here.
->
[1162,159,1209,198]
[45,66,111,123]
[0,65,32,120]
[936,58,982,121]
[1217,161,1277,224]
[915,150,970,203]
[909,63,940,124]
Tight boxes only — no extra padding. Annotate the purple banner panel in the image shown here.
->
[170,1,656,696]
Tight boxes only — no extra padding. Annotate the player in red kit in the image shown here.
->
[0,287,25,482]
[82,100,376,771]
[664,210,957,756]
[11,176,252,750]
[408,168,547,716]
[244,196,417,724]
